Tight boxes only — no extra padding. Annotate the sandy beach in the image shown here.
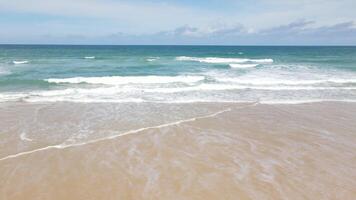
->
[2,0,356,198]
[1,102,355,200]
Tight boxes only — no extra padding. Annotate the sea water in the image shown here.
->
[1,45,356,104]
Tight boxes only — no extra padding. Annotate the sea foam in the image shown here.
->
[229,64,259,68]
[147,57,159,62]
[45,75,205,85]
[13,60,29,64]
[146,84,356,93]
[176,56,273,64]
[216,78,356,86]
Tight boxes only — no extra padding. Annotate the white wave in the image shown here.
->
[145,84,244,93]
[45,75,205,85]
[147,57,159,62]
[216,78,356,86]
[260,99,356,105]
[146,84,356,93]
[176,56,273,64]
[229,64,259,69]
[27,97,145,103]
[0,93,28,102]
[84,56,95,59]
[13,60,29,64]
[165,99,356,104]
[1,83,356,103]
[0,87,137,103]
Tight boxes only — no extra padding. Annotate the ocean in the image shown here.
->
[1,45,356,104]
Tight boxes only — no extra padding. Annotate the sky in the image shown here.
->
[0,0,356,45]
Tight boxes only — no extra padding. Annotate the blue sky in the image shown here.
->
[0,0,356,45]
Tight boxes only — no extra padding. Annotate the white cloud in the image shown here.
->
[230,0,356,30]
[1,0,356,44]
[3,0,355,33]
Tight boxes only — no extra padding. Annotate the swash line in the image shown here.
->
[0,103,257,162]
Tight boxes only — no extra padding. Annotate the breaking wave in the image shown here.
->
[84,56,95,59]
[176,56,273,64]
[45,75,205,85]
[13,60,29,64]
[147,57,160,62]
[1,83,356,103]
[216,78,356,85]
[229,64,259,69]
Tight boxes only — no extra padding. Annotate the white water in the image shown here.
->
[147,57,160,62]
[13,60,29,64]
[2,54,356,104]
[46,75,205,85]
[216,77,356,85]
[229,64,259,68]
[176,56,273,64]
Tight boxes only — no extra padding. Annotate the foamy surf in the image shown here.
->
[45,75,205,85]
[12,60,29,64]
[259,99,356,105]
[176,56,273,64]
[147,57,159,62]
[84,56,95,59]
[144,84,356,94]
[229,64,259,68]
[1,85,356,104]
[216,78,356,85]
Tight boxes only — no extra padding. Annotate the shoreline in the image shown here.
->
[1,101,356,199]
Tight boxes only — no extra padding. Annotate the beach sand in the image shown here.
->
[0,102,356,200]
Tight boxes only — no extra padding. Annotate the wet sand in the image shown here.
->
[0,102,356,200]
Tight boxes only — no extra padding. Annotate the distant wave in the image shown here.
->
[12,60,29,64]
[84,56,95,59]
[45,75,205,85]
[176,56,273,64]
[147,57,159,62]
[229,64,259,69]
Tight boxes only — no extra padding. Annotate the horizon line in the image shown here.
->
[1,44,356,47]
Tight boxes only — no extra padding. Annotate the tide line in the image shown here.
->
[0,103,257,162]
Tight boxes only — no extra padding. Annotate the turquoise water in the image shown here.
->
[1,45,356,103]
